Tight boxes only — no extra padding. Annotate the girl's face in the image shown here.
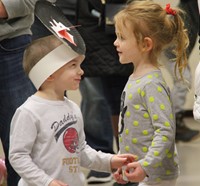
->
[114,22,143,65]
[53,55,84,91]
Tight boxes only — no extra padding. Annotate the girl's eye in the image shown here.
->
[117,34,124,40]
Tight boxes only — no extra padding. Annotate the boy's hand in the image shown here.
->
[110,154,136,169]
[49,179,68,186]
[124,161,146,182]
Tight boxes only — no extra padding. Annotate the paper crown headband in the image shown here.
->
[29,0,86,89]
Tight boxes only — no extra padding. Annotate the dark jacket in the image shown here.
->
[179,0,199,55]
[76,0,133,77]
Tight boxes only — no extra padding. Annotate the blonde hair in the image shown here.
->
[23,35,63,76]
[114,0,189,79]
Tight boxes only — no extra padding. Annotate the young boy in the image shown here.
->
[9,35,135,186]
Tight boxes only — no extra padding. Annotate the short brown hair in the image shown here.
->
[23,35,63,76]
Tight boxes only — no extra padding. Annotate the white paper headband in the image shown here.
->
[29,44,79,90]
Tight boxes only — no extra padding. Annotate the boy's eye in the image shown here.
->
[70,63,76,67]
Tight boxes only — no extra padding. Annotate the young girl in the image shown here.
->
[113,1,189,186]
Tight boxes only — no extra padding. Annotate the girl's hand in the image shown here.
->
[124,161,147,182]
[49,179,68,186]
[113,167,128,185]
[111,153,136,169]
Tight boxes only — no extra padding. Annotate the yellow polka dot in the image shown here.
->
[149,96,154,103]
[167,152,172,158]
[135,156,139,161]
[142,130,148,135]
[128,94,133,99]
[153,114,159,121]
[136,79,141,84]
[134,105,140,110]
[154,162,162,168]
[133,121,139,126]
[119,137,122,143]
[164,121,170,127]
[151,142,155,147]
[154,73,159,78]
[170,113,174,119]
[156,129,161,133]
[166,170,171,175]
[143,161,149,167]
[132,138,138,144]
[125,146,130,152]
[141,91,145,97]
[137,88,141,94]
[156,178,162,182]
[154,151,160,156]
[162,136,168,142]
[125,129,129,135]
[160,104,165,110]
[165,149,169,154]
[142,146,148,152]
[128,84,132,89]
[147,75,153,79]
[143,113,149,119]
[157,86,162,92]
[126,111,130,117]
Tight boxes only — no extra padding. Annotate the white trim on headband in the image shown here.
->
[29,44,79,90]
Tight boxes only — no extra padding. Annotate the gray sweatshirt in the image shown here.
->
[9,95,113,186]
[119,70,179,183]
[0,0,56,41]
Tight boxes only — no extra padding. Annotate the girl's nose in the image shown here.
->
[113,39,118,47]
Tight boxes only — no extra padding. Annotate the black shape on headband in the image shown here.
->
[35,0,86,55]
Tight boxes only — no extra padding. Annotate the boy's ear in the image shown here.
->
[46,75,54,82]
[142,37,153,52]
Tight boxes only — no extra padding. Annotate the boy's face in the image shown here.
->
[52,55,85,91]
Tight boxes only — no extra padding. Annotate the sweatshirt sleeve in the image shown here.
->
[1,0,56,19]
[77,111,113,172]
[80,143,113,172]
[9,108,53,186]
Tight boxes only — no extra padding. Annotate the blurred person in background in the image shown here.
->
[0,0,55,185]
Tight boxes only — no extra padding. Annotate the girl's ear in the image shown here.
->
[142,37,153,52]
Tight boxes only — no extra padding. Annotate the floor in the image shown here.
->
[82,117,200,186]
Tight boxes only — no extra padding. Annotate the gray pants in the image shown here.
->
[162,54,191,113]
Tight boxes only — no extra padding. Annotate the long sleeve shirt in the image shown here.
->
[0,0,56,41]
[9,95,113,186]
[118,70,179,183]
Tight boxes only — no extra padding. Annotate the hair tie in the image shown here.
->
[165,4,176,16]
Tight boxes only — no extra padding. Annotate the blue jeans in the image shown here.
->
[0,35,36,186]
[80,77,114,153]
